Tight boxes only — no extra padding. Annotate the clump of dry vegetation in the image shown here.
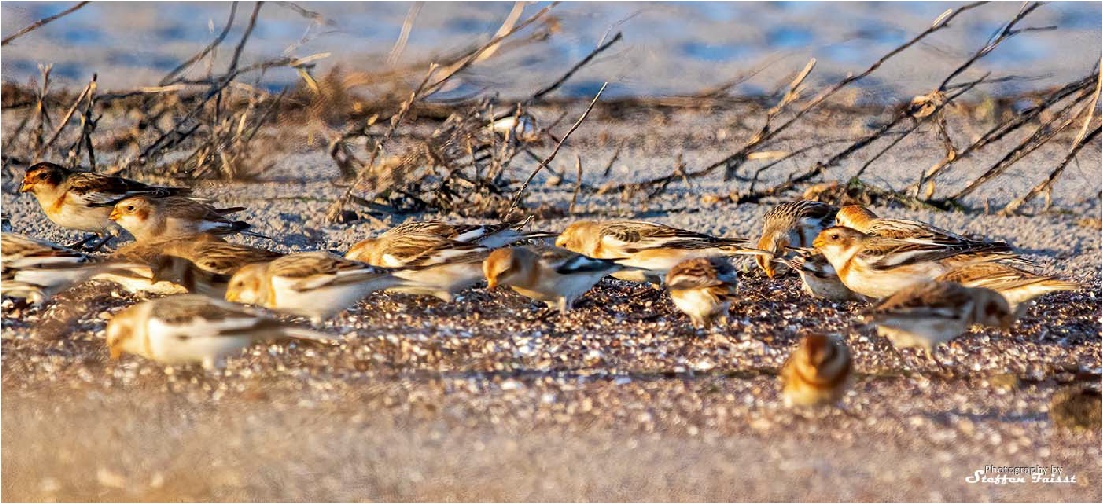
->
[1,1,1099,222]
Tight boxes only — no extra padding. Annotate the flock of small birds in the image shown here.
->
[3,161,1084,408]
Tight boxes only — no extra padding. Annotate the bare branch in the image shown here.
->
[42,77,95,152]
[477,2,527,63]
[423,2,559,97]
[1001,126,1101,215]
[161,2,239,86]
[387,2,423,66]
[325,63,441,223]
[1,1,90,46]
[915,71,1097,191]
[601,2,986,198]
[569,155,583,214]
[950,92,1093,201]
[937,2,1042,91]
[228,2,265,77]
[507,82,607,216]
[530,32,624,102]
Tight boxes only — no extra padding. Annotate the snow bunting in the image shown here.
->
[783,252,865,302]
[225,251,411,323]
[345,219,551,265]
[152,240,285,298]
[664,257,739,329]
[862,281,1013,357]
[105,294,335,370]
[779,333,853,407]
[347,231,487,268]
[346,233,491,302]
[361,218,556,250]
[109,195,255,243]
[0,232,144,304]
[19,162,190,247]
[755,200,838,278]
[835,205,1011,251]
[483,245,629,315]
[936,262,1080,317]
[101,235,231,295]
[813,226,1017,299]
[555,220,768,283]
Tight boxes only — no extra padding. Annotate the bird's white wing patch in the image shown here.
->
[379,253,407,268]
[453,227,489,243]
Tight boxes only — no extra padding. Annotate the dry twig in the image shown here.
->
[601,2,986,201]
[507,82,608,216]
[530,32,623,102]
[569,155,584,214]
[1,1,90,46]
[387,2,423,66]
[1001,126,1101,215]
[161,2,239,86]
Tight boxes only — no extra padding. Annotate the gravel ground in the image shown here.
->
[2,107,1101,501]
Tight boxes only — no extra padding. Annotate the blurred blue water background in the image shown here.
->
[1,1,1099,101]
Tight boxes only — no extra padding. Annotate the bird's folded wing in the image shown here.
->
[552,253,620,275]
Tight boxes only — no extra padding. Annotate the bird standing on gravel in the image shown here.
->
[862,281,1013,359]
[346,232,492,302]
[1,232,148,304]
[754,200,838,278]
[936,262,1080,318]
[109,195,256,243]
[835,205,1009,249]
[19,162,191,250]
[779,333,853,407]
[105,295,336,370]
[225,251,414,324]
[483,245,630,315]
[812,226,1018,299]
[347,231,488,268]
[350,219,555,253]
[555,220,768,284]
[150,239,286,299]
[664,257,740,329]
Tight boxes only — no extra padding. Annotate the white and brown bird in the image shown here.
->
[347,231,488,268]
[225,251,414,323]
[755,200,838,278]
[1,232,147,304]
[103,236,234,296]
[105,295,335,370]
[862,281,1013,358]
[151,240,286,299]
[483,245,630,315]
[835,205,1011,251]
[782,252,866,302]
[350,219,555,255]
[19,162,191,248]
[936,262,1080,318]
[109,195,255,243]
[813,226,1017,299]
[664,257,740,329]
[346,232,491,302]
[555,220,767,284]
[779,333,853,407]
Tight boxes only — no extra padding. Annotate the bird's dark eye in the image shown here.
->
[126,205,135,211]
[830,233,839,239]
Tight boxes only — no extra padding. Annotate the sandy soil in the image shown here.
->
[2,101,1101,501]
